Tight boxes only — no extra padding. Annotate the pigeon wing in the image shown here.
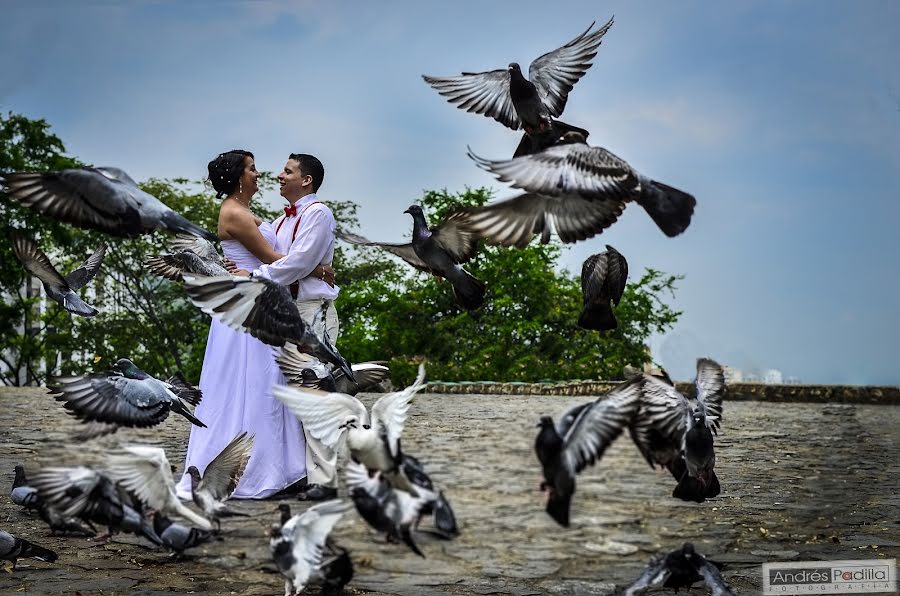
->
[198,432,255,501]
[64,243,107,290]
[106,446,177,512]
[344,362,391,390]
[146,251,227,281]
[422,69,520,130]
[286,500,352,589]
[698,558,735,596]
[30,466,104,519]
[580,251,608,305]
[168,234,223,265]
[344,460,383,495]
[272,385,368,449]
[276,343,321,382]
[622,553,671,596]
[430,211,481,264]
[469,144,636,199]
[10,234,68,290]
[694,358,725,433]
[371,364,427,459]
[165,372,203,407]
[602,245,628,306]
[630,374,692,466]
[452,192,624,248]
[336,230,433,273]
[560,375,643,474]
[528,17,615,117]
[49,374,169,427]
[182,275,305,347]
[2,169,142,235]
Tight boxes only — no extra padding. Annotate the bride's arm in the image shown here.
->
[219,208,283,263]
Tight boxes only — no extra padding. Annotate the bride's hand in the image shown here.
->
[314,265,336,287]
[225,258,250,277]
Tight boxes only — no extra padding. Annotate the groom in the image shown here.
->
[229,153,340,502]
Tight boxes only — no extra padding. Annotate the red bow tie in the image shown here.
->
[284,204,297,216]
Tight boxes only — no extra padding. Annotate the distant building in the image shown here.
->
[722,365,743,384]
[764,369,784,384]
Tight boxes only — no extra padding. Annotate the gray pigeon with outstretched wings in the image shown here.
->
[2,167,217,240]
[10,233,106,317]
[146,234,227,281]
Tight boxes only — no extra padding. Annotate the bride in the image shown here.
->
[175,149,331,499]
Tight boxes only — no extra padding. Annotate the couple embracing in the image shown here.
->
[175,150,339,502]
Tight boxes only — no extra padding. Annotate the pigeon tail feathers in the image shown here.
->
[545,491,572,527]
[636,179,696,238]
[160,211,219,243]
[577,302,617,331]
[449,269,486,311]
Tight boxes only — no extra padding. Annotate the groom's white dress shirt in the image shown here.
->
[252,193,339,301]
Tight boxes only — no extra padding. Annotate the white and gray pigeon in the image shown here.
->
[534,375,643,527]
[630,359,726,503]
[273,364,428,496]
[277,343,390,396]
[152,512,214,556]
[423,18,613,156]
[1,167,218,240]
[181,274,355,381]
[401,453,459,539]
[49,358,205,431]
[345,460,426,557]
[185,431,255,530]
[338,205,484,310]
[466,133,696,239]
[146,234,228,282]
[29,465,163,545]
[10,233,106,317]
[621,543,734,596]
[0,529,58,570]
[106,445,213,531]
[578,245,628,331]
[270,499,352,596]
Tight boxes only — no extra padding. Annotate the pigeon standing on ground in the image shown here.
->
[185,431,255,530]
[146,234,229,282]
[345,460,426,557]
[270,499,352,596]
[578,245,628,331]
[273,364,428,495]
[10,465,39,510]
[1,167,218,240]
[106,446,213,531]
[535,375,643,527]
[338,205,484,310]
[466,133,697,239]
[30,466,162,545]
[277,343,390,396]
[0,530,58,570]
[10,233,106,316]
[181,275,355,381]
[49,358,205,431]
[423,18,614,156]
[621,543,734,596]
[152,513,214,556]
[630,359,726,503]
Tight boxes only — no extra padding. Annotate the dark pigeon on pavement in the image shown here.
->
[578,245,628,331]
[535,375,643,527]
[1,167,218,240]
[49,358,205,431]
[10,233,106,317]
[338,205,485,310]
[620,542,734,596]
[0,529,58,570]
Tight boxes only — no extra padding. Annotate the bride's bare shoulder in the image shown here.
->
[218,200,262,238]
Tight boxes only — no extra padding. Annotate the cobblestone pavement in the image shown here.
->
[1,387,898,595]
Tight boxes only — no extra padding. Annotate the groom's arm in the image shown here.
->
[252,209,334,286]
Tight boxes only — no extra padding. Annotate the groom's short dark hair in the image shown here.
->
[289,153,324,192]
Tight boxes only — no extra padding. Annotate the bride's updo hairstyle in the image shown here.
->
[207,149,254,199]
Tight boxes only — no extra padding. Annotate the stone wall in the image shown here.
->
[426,379,900,404]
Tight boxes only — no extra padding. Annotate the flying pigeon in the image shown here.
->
[0,530,58,571]
[630,358,726,503]
[345,460,426,557]
[1,167,218,240]
[535,375,643,527]
[10,233,106,316]
[146,234,228,282]
[48,358,205,431]
[621,543,734,596]
[467,133,696,238]
[578,245,628,331]
[338,205,485,310]
[423,18,613,155]
[277,343,390,396]
[185,431,255,530]
[270,499,352,596]
[106,445,213,531]
[152,513,214,556]
[273,364,428,495]
[30,465,163,545]
[181,275,355,381]
[401,453,459,539]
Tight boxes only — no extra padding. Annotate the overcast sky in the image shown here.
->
[3,1,898,384]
